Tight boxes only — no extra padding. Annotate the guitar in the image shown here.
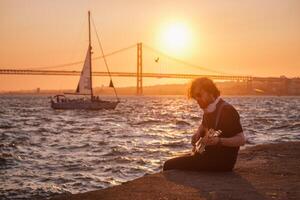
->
[192,128,222,155]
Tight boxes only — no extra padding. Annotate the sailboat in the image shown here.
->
[51,11,120,110]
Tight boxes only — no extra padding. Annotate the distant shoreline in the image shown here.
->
[1,80,299,96]
[0,92,299,96]
[1,93,300,97]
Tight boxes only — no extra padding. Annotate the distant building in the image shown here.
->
[288,78,300,95]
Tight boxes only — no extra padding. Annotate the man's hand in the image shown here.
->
[191,132,201,146]
[191,124,205,146]
[206,136,220,146]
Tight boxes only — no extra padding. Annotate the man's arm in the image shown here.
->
[207,132,246,147]
[219,132,246,147]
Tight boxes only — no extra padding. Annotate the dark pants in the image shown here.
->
[163,153,233,172]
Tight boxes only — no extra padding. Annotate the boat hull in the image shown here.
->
[51,100,119,110]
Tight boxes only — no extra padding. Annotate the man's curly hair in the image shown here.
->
[188,77,220,99]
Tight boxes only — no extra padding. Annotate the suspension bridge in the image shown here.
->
[0,43,288,95]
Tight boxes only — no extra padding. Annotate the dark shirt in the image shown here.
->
[201,98,243,168]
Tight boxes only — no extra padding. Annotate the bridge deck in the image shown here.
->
[0,69,253,81]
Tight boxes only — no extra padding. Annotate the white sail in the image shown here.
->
[76,47,92,95]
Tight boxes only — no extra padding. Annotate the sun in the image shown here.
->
[160,22,192,57]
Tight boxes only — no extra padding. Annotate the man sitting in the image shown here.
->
[163,78,246,171]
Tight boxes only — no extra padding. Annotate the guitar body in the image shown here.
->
[192,129,222,155]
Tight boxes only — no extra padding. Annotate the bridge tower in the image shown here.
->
[136,42,143,95]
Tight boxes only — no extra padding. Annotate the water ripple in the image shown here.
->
[0,95,299,199]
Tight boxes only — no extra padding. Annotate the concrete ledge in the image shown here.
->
[51,142,300,200]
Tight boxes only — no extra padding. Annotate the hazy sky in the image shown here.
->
[0,0,299,91]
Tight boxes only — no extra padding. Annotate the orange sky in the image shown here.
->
[0,0,299,91]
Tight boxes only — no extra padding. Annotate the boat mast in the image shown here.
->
[88,11,93,100]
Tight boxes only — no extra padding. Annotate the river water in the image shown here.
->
[0,95,299,199]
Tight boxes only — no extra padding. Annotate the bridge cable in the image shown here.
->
[143,43,232,76]
[3,44,136,71]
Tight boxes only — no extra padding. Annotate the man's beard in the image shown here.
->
[199,100,210,109]
[199,98,214,110]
